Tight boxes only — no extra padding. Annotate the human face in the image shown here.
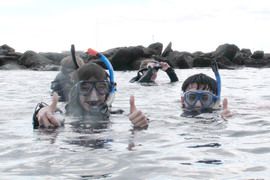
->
[181,83,218,110]
[145,62,159,81]
[78,77,109,112]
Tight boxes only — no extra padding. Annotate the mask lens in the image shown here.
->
[200,93,212,107]
[78,81,109,96]
[185,92,198,106]
[95,81,109,95]
[79,82,94,96]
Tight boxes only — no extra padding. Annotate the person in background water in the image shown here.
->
[33,63,148,129]
[130,59,178,83]
[51,55,84,102]
[180,73,231,119]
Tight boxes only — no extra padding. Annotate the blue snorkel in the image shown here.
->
[211,59,221,101]
[87,48,116,105]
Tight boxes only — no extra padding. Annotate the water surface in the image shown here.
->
[0,68,270,179]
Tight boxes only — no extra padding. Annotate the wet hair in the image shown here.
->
[139,59,159,70]
[60,55,84,72]
[73,63,108,82]
[181,73,217,95]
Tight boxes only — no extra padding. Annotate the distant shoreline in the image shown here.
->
[1,42,270,71]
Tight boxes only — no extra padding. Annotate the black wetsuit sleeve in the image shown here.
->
[165,67,178,82]
[129,75,141,83]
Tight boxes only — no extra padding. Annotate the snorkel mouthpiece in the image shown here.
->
[211,59,221,100]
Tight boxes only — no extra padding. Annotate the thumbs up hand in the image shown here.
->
[37,92,62,128]
[128,95,149,129]
[221,98,232,119]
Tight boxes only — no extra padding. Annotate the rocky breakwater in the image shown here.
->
[1,42,270,71]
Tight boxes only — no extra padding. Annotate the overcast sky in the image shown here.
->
[1,0,270,53]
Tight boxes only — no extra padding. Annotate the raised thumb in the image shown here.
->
[223,98,228,110]
[50,92,59,111]
[130,95,136,113]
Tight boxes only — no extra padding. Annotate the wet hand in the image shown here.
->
[221,98,232,119]
[37,92,61,128]
[129,95,148,128]
[160,62,170,71]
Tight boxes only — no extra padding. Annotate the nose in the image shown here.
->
[89,88,99,101]
[194,100,202,107]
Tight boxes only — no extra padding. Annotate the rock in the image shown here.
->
[18,50,53,69]
[240,48,252,57]
[0,63,26,70]
[102,47,122,59]
[39,52,67,65]
[110,46,144,70]
[193,57,212,67]
[215,56,235,67]
[161,42,173,57]
[0,44,15,55]
[251,50,264,59]
[214,43,240,61]
[264,53,270,59]
[244,58,270,67]
[146,42,163,56]
[166,51,193,68]
[232,52,246,65]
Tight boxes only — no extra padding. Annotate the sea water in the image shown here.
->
[0,68,270,179]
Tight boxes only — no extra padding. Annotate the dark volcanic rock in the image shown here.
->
[144,42,163,57]
[251,50,264,59]
[161,42,173,57]
[166,51,193,69]
[39,52,67,65]
[193,57,212,67]
[214,43,240,61]
[18,51,53,69]
[110,46,144,70]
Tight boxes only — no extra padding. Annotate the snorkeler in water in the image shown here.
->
[50,53,85,102]
[33,49,148,129]
[129,59,178,83]
[180,61,231,118]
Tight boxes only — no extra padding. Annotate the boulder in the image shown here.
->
[39,52,68,65]
[161,42,173,57]
[240,48,252,57]
[145,42,163,57]
[214,43,240,61]
[244,58,270,67]
[193,57,212,67]
[251,50,264,59]
[215,56,235,67]
[0,63,26,70]
[0,44,15,55]
[18,50,53,69]
[110,46,144,70]
[166,51,193,69]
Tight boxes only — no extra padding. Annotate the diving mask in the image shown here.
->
[184,90,218,109]
[78,80,110,96]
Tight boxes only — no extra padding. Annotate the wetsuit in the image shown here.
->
[51,72,73,102]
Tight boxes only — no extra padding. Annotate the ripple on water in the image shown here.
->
[0,69,270,179]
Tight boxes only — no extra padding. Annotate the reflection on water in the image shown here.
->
[0,68,270,179]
